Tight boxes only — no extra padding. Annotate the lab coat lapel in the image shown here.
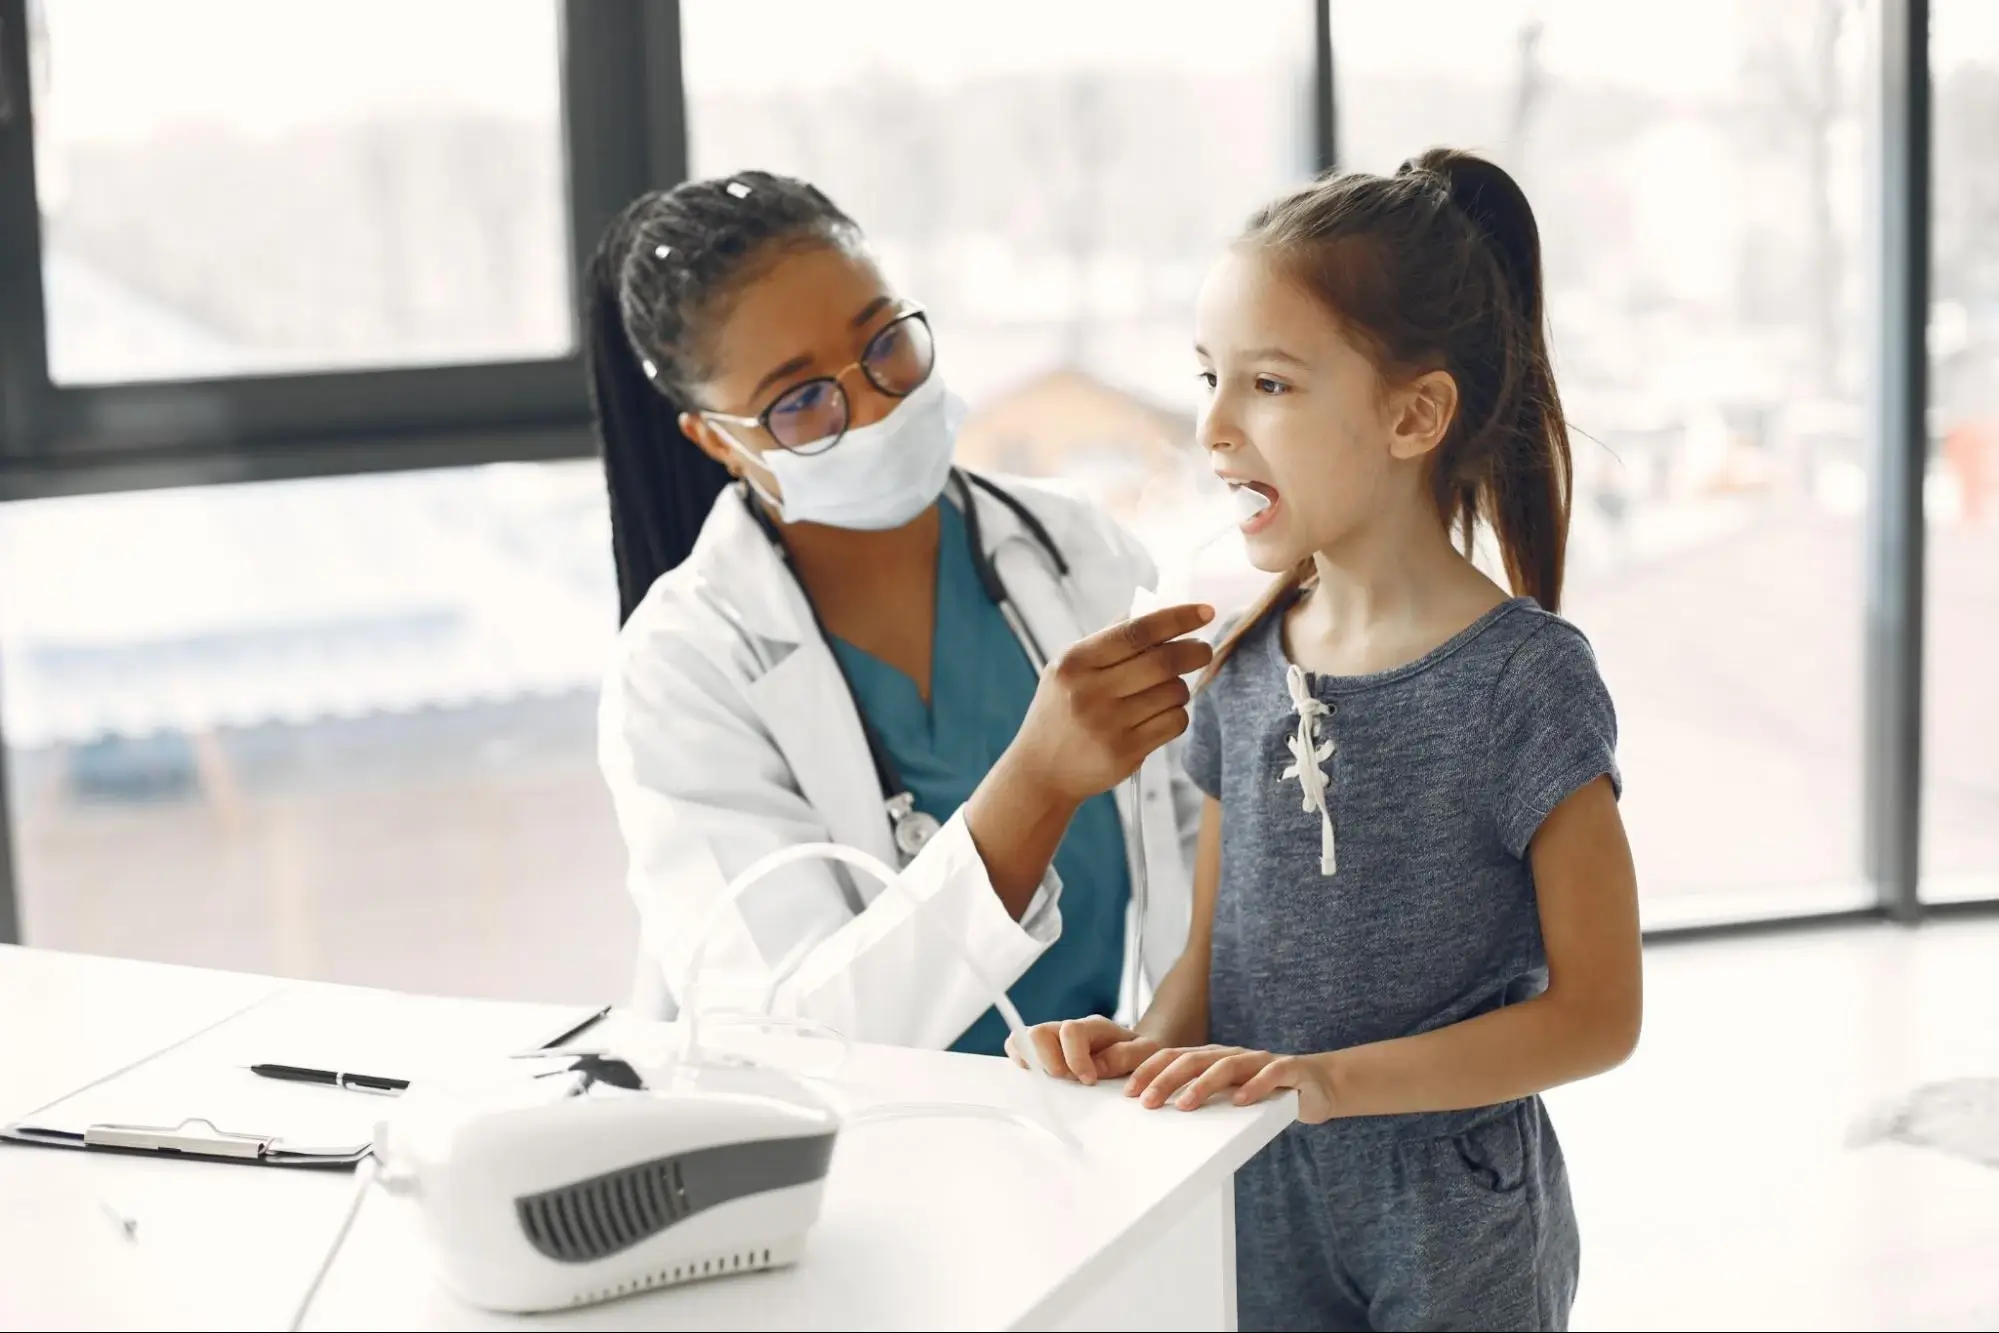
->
[746,645,900,885]
[702,498,901,881]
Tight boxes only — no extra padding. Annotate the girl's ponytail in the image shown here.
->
[1428,150,1571,613]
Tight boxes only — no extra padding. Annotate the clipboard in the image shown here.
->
[2,986,610,1168]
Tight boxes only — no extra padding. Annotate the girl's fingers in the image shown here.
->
[1034,1026,1076,1079]
[1059,1021,1103,1084]
[1234,1056,1299,1106]
[1176,1052,1272,1110]
[1123,1047,1181,1096]
[1139,1048,1232,1108]
[1098,1038,1160,1079]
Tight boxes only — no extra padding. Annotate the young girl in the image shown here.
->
[1009,149,1642,1332]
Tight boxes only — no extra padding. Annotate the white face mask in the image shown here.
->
[721,375,965,531]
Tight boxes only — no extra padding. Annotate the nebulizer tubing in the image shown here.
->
[286,1156,380,1332]
[678,841,1037,1068]
[1118,487,1270,1024]
[672,839,1081,1152]
[1121,772,1151,1023]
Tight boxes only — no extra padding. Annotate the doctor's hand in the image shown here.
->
[1005,1016,1161,1085]
[967,603,1213,918]
[1010,602,1215,802]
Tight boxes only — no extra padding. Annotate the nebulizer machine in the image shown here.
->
[284,841,1071,1330]
[285,479,1271,1329]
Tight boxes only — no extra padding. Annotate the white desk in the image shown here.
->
[0,947,1292,1332]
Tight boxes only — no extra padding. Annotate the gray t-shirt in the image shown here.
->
[1185,596,1620,1062]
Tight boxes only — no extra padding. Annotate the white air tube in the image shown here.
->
[1117,495,1259,1021]
[673,840,1083,1152]
[1121,772,1150,1019]
[286,1155,379,1333]
[671,840,1046,1079]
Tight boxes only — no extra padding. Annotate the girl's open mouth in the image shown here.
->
[1230,481,1279,533]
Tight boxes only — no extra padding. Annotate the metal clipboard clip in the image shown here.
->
[84,1117,274,1160]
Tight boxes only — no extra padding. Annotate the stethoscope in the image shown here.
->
[742,468,1070,860]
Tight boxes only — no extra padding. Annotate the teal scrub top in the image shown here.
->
[829,500,1131,1056]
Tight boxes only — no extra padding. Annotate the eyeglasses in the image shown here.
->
[701,305,936,456]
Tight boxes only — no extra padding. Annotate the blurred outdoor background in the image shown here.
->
[2,0,1994,1001]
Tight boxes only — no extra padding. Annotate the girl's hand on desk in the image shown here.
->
[1125,1045,1336,1124]
[1006,1016,1161,1085]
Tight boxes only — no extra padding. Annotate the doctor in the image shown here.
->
[588,171,1209,1054]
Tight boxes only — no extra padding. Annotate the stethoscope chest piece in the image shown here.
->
[886,792,942,859]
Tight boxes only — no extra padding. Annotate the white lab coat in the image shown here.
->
[599,473,1202,1048]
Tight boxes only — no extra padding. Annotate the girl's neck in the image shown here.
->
[1288,509,1506,677]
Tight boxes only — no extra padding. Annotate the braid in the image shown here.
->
[613,172,859,401]
[585,171,860,621]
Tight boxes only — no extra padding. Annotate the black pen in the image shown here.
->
[249,1063,409,1095]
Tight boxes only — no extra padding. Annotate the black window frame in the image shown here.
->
[0,0,688,500]
[1315,0,1948,939]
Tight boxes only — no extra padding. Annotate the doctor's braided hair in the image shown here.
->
[586,171,862,623]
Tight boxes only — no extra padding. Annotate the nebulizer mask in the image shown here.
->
[1130,470,1274,619]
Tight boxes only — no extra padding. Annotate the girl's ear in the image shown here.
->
[1388,370,1458,462]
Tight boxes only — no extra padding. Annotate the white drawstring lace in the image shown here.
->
[1282,663,1337,876]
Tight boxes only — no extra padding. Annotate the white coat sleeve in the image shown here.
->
[599,628,1062,1050]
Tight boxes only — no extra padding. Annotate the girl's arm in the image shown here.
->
[1306,777,1640,1114]
[1008,797,1223,1080]
[1132,778,1641,1120]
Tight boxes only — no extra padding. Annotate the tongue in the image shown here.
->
[1231,485,1274,521]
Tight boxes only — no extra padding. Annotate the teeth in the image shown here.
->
[1229,484,1273,521]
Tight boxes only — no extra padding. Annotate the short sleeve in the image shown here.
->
[1488,620,1621,859]
[1184,674,1224,800]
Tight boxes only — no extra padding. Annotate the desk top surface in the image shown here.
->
[0,945,1291,1331]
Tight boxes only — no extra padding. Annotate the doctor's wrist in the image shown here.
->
[964,753,1082,918]
[984,745,1085,822]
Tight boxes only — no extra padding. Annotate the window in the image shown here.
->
[1925,0,1999,905]
[0,465,635,1003]
[681,0,1318,614]
[27,0,570,384]
[1329,0,1870,924]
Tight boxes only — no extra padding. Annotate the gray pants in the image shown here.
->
[1234,1098,1578,1332]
